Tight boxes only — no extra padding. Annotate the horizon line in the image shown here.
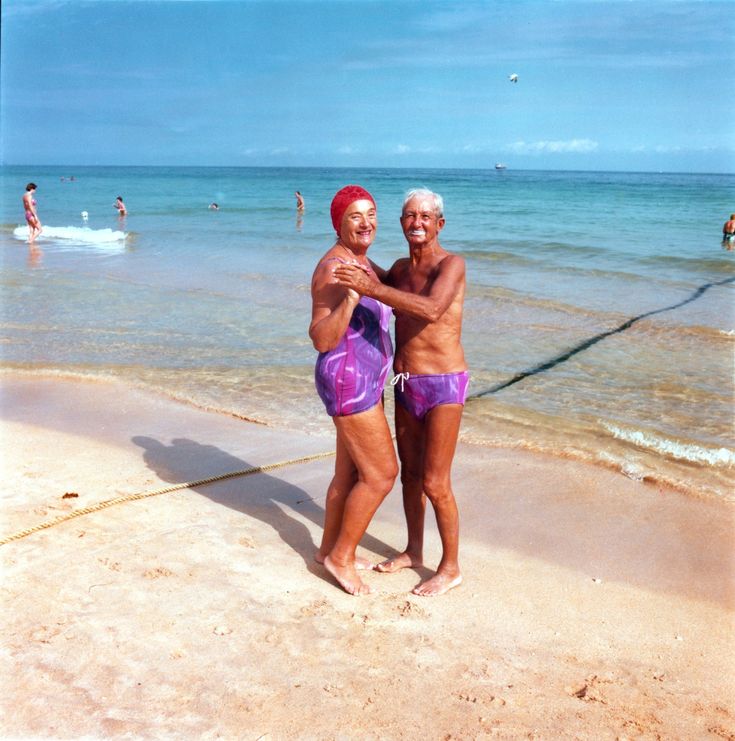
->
[2,163,733,177]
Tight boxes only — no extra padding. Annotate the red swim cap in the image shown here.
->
[330,185,375,236]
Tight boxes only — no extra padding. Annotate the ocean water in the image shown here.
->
[1,165,733,499]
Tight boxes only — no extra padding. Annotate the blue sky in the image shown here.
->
[1,0,733,172]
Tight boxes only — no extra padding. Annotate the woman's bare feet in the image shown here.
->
[412,571,462,597]
[323,555,372,595]
[315,551,374,570]
[375,551,422,573]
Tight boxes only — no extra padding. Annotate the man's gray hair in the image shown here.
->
[403,188,444,218]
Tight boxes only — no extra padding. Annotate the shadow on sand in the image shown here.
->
[131,435,397,584]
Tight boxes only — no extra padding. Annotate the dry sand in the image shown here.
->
[1,374,733,740]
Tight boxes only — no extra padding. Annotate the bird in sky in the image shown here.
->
[509,73,518,83]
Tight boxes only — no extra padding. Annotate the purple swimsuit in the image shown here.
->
[394,371,470,421]
[315,262,393,417]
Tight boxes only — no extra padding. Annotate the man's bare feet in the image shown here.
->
[375,551,422,573]
[323,555,372,595]
[315,551,374,570]
[412,572,462,597]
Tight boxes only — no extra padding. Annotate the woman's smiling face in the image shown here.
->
[339,199,377,252]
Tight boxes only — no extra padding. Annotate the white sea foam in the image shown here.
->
[13,225,127,245]
[602,423,735,466]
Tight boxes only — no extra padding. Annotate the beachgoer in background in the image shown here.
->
[22,183,42,243]
[209,203,219,210]
[722,213,735,249]
[114,196,127,216]
[309,185,397,596]
[335,188,467,596]
[295,191,305,212]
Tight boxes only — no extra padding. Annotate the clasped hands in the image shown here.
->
[333,262,375,295]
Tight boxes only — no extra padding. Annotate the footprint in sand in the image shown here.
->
[566,674,609,704]
[395,599,429,619]
[300,599,329,617]
[98,557,122,572]
[29,625,61,644]
[143,566,174,579]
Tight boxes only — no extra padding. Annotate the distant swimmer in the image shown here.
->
[723,213,735,250]
[295,191,305,212]
[209,202,219,210]
[22,183,42,243]
[114,196,127,217]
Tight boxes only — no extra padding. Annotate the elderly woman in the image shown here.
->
[309,185,397,595]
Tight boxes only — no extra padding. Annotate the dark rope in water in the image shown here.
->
[468,276,734,400]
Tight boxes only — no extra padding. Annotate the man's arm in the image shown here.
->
[367,258,390,284]
[334,256,464,323]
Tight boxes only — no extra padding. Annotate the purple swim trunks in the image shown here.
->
[315,295,393,417]
[394,371,470,421]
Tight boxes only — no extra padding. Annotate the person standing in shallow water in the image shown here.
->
[22,183,42,243]
[334,188,467,596]
[309,185,398,596]
[722,213,735,249]
[114,196,127,217]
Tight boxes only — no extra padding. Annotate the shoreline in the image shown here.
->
[2,373,734,738]
[2,365,732,503]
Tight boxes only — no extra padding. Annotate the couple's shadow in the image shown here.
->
[131,436,398,579]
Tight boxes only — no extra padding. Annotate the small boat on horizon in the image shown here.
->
[495,163,507,170]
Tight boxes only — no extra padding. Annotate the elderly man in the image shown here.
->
[334,188,467,596]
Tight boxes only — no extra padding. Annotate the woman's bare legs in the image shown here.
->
[314,432,374,570]
[323,403,397,595]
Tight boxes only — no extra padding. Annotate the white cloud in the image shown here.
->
[507,139,599,155]
[391,144,440,155]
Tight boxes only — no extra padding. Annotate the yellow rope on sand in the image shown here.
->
[0,450,335,546]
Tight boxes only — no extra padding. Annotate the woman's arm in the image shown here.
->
[309,262,359,353]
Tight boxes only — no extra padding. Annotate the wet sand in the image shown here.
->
[2,374,733,739]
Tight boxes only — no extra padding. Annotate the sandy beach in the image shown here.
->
[1,373,733,740]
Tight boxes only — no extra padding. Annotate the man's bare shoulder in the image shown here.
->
[389,256,411,270]
[386,257,411,283]
[436,252,466,276]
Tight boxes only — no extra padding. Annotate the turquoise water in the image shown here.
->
[1,165,733,498]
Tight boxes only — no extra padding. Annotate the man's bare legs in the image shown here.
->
[322,404,398,595]
[378,402,463,596]
[413,404,463,595]
[376,401,425,573]
[314,433,373,570]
